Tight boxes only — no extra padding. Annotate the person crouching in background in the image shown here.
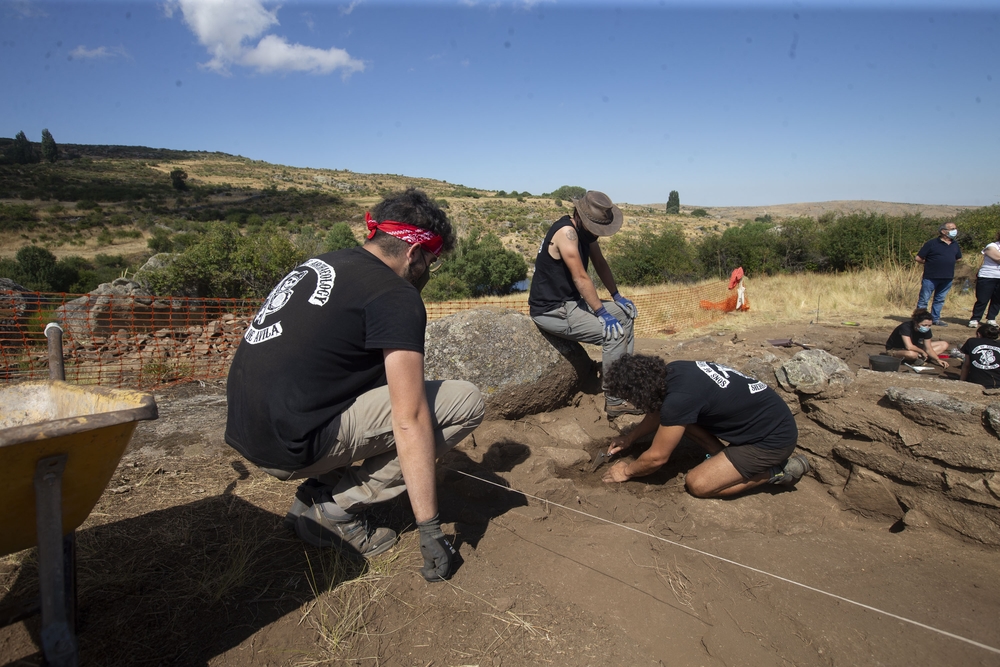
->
[885,308,951,369]
[960,322,1000,388]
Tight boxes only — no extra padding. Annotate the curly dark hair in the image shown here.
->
[911,307,933,325]
[604,353,669,413]
[368,188,455,257]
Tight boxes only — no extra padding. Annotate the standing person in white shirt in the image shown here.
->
[968,231,1000,328]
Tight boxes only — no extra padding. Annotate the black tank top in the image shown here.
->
[529,216,596,317]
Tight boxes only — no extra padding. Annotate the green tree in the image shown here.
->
[954,204,1000,253]
[820,212,936,270]
[605,225,697,285]
[323,222,360,252]
[8,131,38,165]
[666,190,680,214]
[432,230,528,297]
[547,185,586,201]
[144,223,303,298]
[14,245,58,290]
[169,169,188,191]
[40,128,58,163]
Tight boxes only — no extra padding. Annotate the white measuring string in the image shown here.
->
[451,468,1000,656]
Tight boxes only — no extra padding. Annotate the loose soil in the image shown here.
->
[2,323,999,667]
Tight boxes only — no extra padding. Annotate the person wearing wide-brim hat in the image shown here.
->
[529,190,641,417]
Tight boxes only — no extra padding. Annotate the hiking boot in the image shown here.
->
[296,504,397,557]
[605,399,645,418]
[769,454,810,487]
[282,478,328,531]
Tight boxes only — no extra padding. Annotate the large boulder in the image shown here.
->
[775,349,853,398]
[424,308,597,419]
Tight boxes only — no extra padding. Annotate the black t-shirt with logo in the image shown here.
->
[960,337,1000,388]
[225,247,426,470]
[659,361,797,449]
[528,216,598,317]
[885,321,932,351]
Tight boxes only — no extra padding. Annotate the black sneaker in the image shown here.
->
[282,478,328,531]
[605,399,646,417]
[933,320,948,327]
[769,454,810,486]
[296,504,397,557]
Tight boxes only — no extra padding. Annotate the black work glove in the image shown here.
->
[417,514,457,582]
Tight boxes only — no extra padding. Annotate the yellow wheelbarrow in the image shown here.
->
[0,323,157,666]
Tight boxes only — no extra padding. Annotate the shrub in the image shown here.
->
[547,186,586,201]
[691,208,708,218]
[954,204,1000,252]
[605,225,697,285]
[323,222,360,252]
[170,169,188,191]
[434,230,528,297]
[147,228,174,253]
[144,223,303,298]
[820,212,936,270]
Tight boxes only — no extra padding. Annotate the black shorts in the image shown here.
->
[723,441,798,480]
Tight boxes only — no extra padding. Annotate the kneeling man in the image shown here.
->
[226,188,484,581]
[601,354,808,497]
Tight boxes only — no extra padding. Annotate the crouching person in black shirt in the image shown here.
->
[225,189,484,581]
[601,354,809,497]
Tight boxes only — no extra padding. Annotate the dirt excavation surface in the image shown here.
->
[3,323,1000,666]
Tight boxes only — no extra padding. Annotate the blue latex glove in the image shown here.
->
[612,292,637,320]
[594,306,624,341]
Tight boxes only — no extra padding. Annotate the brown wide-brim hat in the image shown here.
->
[574,190,623,237]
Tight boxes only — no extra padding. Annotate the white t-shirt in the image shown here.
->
[979,242,1000,279]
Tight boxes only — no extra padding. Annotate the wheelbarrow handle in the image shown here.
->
[44,323,65,382]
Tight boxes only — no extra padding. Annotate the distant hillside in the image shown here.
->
[673,201,977,225]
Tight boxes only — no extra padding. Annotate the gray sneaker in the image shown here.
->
[769,454,810,486]
[296,504,397,557]
[282,479,328,531]
[605,399,646,417]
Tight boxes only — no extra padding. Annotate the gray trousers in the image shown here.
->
[531,299,635,394]
[288,380,484,513]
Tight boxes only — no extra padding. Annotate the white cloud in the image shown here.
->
[168,0,364,76]
[340,1,361,16]
[4,0,47,19]
[70,45,131,60]
[242,35,364,75]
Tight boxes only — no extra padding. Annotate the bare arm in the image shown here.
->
[552,226,604,312]
[914,255,926,264]
[590,242,619,296]
[900,334,926,358]
[985,245,1000,262]
[384,348,437,523]
[603,424,686,483]
[607,411,659,455]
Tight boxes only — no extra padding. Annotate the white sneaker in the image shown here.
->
[989,320,998,327]
[969,320,979,328]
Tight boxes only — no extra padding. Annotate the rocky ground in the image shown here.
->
[2,322,1000,666]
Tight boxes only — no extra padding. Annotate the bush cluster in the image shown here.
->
[0,246,127,292]
[423,229,528,301]
[605,208,1000,284]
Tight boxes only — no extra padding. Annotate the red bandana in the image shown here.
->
[365,211,444,257]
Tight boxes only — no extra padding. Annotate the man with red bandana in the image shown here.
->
[226,188,484,581]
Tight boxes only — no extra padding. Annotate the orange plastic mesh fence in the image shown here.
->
[1,280,731,389]
[425,280,731,337]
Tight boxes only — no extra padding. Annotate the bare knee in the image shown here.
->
[684,471,714,498]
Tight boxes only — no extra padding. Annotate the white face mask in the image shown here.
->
[917,325,931,333]
[947,229,958,238]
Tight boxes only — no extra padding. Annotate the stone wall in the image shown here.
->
[744,350,1000,545]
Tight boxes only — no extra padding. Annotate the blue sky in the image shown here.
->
[1,0,997,207]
